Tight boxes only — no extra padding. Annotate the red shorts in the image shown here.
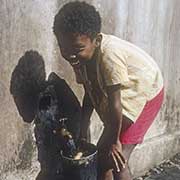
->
[120,88,164,144]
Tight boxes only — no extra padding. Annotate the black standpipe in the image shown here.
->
[37,85,98,180]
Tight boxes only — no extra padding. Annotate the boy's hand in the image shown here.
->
[109,141,126,172]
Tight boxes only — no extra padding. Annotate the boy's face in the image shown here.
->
[57,32,101,66]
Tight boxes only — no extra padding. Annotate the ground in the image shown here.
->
[134,153,180,180]
[1,153,180,180]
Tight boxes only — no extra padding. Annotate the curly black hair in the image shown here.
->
[53,1,101,39]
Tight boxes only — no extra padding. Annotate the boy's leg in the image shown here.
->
[97,116,134,180]
[98,144,136,180]
[113,144,136,180]
[98,88,164,180]
[113,88,164,180]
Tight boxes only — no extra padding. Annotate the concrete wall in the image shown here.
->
[0,0,179,179]
[0,0,57,177]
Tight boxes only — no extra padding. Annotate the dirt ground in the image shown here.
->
[1,153,180,180]
[134,153,180,180]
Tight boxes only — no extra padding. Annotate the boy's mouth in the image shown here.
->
[70,59,80,67]
[70,58,89,68]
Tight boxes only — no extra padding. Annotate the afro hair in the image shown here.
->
[53,1,101,39]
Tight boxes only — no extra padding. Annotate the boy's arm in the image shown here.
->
[80,91,94,141]
[106,84,126,171]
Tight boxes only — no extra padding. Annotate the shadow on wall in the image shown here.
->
[10,50,46,123]
[9,50,82,180]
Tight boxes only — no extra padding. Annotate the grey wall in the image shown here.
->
[0,0,179,179]
[0,0,57,177]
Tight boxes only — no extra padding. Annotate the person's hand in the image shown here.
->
[109,141,126,172]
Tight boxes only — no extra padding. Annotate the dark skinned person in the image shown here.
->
[53,2,164,180]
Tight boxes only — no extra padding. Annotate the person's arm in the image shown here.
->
[80,91,94,141]
[106,84,126,171]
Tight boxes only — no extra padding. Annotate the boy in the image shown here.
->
[53,1,164,180]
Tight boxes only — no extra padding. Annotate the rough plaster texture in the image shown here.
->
[0,0,57,177]
[0,0,180,179]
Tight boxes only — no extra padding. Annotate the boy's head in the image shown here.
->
[53,1,102,65]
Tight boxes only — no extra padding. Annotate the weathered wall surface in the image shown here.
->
[0,0,57,177]
[0,0,179,179]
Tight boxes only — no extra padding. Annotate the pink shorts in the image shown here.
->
[120,88,164,144]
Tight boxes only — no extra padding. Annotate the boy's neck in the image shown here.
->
[86,47,101,68]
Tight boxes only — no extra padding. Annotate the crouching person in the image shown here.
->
[53,2,164,180]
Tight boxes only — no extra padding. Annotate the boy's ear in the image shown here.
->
[95,33,102,47]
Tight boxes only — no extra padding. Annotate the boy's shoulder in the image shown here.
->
[100,33,122,49]
[100,33,128,63]
[100,32,156,64]
[100,33,129,56]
